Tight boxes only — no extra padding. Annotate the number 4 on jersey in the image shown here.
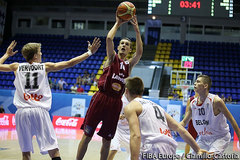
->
[153,105,165,122]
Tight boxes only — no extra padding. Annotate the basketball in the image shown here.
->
[117,1,136,21]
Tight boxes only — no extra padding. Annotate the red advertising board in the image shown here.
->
[233,129,240,151]
[52,116,84,129]
[1,114,102,132]
[0,114,16,128]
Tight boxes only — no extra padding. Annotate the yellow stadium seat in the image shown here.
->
[165,55,170,59]
[171,79,176,85]
[97,70,103,75]
[96,74,101,79]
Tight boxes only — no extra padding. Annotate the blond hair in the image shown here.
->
[21,43,41,62]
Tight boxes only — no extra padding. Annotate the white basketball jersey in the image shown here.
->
[134,98,178,148]
[191,93,229,138]
[13,63,52,111]
[117,94,130,130]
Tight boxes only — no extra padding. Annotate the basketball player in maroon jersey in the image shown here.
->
[76,15,143,160]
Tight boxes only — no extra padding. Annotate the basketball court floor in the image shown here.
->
[0,128,239,160]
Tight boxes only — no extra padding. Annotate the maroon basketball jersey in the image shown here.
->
[98,54,129,97]
[190,96,195,102]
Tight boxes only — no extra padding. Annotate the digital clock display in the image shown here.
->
[181,56,194,69]
[180,1,201,9]
[148,0,234,18]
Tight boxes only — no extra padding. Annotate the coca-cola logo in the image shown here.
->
[55,117,79,127]
[0,115,9,126]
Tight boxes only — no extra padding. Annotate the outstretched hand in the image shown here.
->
[6,40,18,57]
[88,37,101,54]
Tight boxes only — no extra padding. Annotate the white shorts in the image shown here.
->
[110,127,130,153]
[197,132,231,154]
[15,107,59,154]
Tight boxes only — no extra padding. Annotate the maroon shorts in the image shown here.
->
[188,119,198,139]
[81,91,122,140]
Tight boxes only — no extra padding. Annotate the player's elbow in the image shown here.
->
[106,36,114,42]
[131,133,141,141]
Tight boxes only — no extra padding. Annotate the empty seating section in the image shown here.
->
[155,40,240,102]
[0,34,136,95]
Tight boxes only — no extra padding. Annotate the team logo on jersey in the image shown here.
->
[23,93,43,101]
[198,127,213,136]
[112,83,121,91]
[159,128,172,138]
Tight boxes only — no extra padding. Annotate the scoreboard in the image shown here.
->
[148,0,234,18]
[181,56,194,69]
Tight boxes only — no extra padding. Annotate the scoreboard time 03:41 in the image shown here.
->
[148,0,234,18]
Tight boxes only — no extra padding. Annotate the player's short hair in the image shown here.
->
[125,76,144,96]
[197,74,212,91]
[22,43,41,62]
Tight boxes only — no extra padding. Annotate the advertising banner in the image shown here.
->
[233,129,240,151]
[167,105,181,122]
[71,98,86,117]
[0,114,15,128]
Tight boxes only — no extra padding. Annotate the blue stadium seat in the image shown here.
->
[225,88,231,93]
[85,85,90,91]
[232,94,237,101]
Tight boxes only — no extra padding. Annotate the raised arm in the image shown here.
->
[106,13,128,64]
[45,37,100,72]
[124,101,142,160]
[128,16,143,72]
[180,98,192,127]
[0,40,18,64]
[215,96,240,143]
[0,40,19,72]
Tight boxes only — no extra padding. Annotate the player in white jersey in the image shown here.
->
[181,74,240,156]
[108,93,130,160]
[0,39,100,160]
[123,77,209,160]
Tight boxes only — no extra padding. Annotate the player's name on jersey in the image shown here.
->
[195,119,209,125]
[112,73,125,83]
[19,64,44,71]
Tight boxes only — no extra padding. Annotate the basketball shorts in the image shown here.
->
[15,107,59,154]
[197,132,231,154]
[110,127,130,153]
[81,91,122,140]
